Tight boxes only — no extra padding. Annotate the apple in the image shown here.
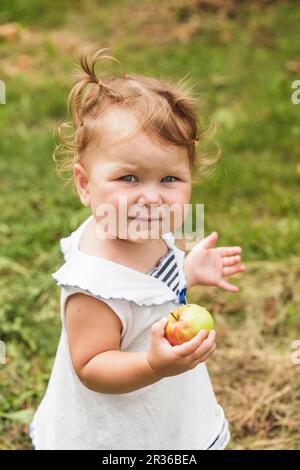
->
[165,304,214,346]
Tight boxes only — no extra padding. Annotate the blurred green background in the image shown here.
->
[0,0,300,450]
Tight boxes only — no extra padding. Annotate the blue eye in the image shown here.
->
[162,176,178,183]
[119,175,178,183]
[120,175,137,183]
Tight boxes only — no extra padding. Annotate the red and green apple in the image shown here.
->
[165,304,214,346]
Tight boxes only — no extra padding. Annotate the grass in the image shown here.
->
[0,0,299,449]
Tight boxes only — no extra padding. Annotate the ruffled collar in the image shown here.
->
[51,215,187,307]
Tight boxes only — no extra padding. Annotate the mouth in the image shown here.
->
[128,217,162,222]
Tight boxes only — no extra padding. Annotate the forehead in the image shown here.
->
[88,107,189,171]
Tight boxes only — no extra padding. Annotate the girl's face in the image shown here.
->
[73,108,192,243]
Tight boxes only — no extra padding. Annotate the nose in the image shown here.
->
[137,184,162,207]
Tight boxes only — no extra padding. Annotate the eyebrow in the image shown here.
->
[109,159,189,174]
[110,162,143,172]
[113,161,186,171]
[118,163,139,169]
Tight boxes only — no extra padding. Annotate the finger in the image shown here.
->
[192,330,216,358]
[175,329,209,357]
[222,265,246,276]
[222,255,241,267]
[216,246,242,257]
[200,231,219,250]
[201,344,216,362]
[173,329,209,358]
[218,279,240,292]
[152,317,168,344]
[192,343,216,366]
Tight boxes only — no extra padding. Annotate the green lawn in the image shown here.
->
[0,0,299,449]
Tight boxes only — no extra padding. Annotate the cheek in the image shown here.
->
[89,181,119,216]
[110,189,135,213]
[167,184,191,204]
[97,185,136,219]
[182,184,192,206]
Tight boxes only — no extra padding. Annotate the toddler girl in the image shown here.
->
[29,45,245,450]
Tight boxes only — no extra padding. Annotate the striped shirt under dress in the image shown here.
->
[147,247,187,304]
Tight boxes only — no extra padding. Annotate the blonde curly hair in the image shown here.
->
[53,43,220,192]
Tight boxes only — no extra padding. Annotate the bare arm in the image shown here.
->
[80,350,162,394]
[65,293,162,395]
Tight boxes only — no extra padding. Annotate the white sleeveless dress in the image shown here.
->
[29,215,230,450]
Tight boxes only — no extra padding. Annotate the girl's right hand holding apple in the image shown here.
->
[146,317,216,379]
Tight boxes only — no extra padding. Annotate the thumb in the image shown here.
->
[200,231,218,249]
[151,316,168,340]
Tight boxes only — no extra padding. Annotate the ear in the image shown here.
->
[73,162,90,207]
